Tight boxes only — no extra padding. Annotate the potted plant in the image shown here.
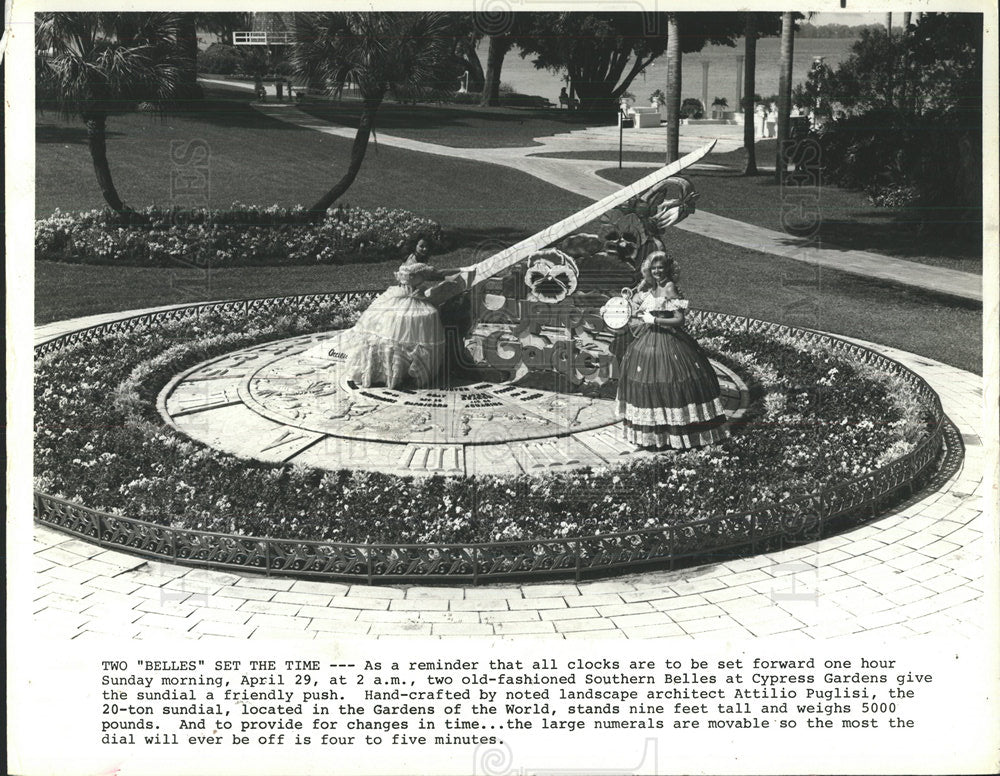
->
[681,97,704,120]
[649,88,666,110]
[711,96,728,119]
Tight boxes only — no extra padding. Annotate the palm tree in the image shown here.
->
[774,11,795,182]
[664,14,681,163]
[741,12,758,176]
[35,12,183,214]
[293,12,456,219]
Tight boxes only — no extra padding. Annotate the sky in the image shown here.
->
[809,12,905,26]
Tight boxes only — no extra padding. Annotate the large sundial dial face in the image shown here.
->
[159,331,749,477]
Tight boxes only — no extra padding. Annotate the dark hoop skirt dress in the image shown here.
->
[615,297,729,449]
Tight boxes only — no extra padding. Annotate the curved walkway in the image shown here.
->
[233,95,981,304]
[32,308,986,641]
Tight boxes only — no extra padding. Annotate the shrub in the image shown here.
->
[197,43,244,76]
[35,205,446,267]
[814,108,982,234]
[681,98,704,119]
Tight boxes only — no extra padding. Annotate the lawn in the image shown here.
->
[295,96,598,148]
[33,87,983,374]
[536,143,983,274]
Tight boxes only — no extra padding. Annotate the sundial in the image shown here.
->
[159,143,751,476]
[158,332,748,477]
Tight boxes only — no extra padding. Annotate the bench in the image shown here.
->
[559,94,579,110]
[628,106,662,128]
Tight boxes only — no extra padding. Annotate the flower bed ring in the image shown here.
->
[33,293,953,584]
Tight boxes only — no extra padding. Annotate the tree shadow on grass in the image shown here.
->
[36,123,124,144]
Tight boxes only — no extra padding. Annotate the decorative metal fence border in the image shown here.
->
[34,293,950,584]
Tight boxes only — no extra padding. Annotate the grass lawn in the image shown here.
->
[33,87,982,374]
[295,97,598,148]
[536,144,983,274]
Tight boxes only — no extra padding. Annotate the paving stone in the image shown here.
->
[295,605,362,622]
[389,598,450,612]
[403,587,470,600]
[449,599,510,612]
[196,594,251,611]
[36,579,92,601]
[368,622,433,636]
[133,599,203,618]
[492,621,558,635]
[618,588,676,604]
[307,619,374,635]
[619,622,687,639]
[357,610,421,623]
[234,576,297,592]
[507,596,567,611]
[214,586,276,602]
[566,593,626,608]
[94,548,150,568]
[553,617,617,633]
[249,627,317,640]
[680,615,744,635]
[245,613,310,631]
[722,569,773,586]
[190,607,254,625]
[79,604,144,623]
[135,612,197,631]
[36,547,90,567]
[561,629,629,639]
[56,538,109,559]
[289,580,353,596]
[86,576,143,595]
[38,565,100,586]
[431,623,495,636]
[576,580,639,595]
[609,612,672,629]
[346,586,406,600]
[237,599,303,617]
[480,610,542,624]
[73,558,135,577]
[34,593,91,614]
[412,611,483,624]
[664,604,725,622]
[461,587,522,600]
[192,620,256,639]
[540,607,601,621]
[703,586,759,604]
[522,584,581,598]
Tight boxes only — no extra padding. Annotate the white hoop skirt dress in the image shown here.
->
[615,294,729,449]
[329,286,446,389]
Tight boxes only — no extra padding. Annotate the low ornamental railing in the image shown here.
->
[33,293,950,584]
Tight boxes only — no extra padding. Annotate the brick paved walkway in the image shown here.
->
[32,320,986,641]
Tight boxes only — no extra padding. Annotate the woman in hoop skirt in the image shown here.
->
[332,238,463,389]
[616,251,728,449]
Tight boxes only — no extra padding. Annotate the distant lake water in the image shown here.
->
[480,37,857,107]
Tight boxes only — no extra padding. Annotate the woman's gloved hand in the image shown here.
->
[640,310,656,324]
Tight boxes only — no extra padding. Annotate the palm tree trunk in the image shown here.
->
[742,12,758,176]
[85,113,126,213]
[885,13,894,107]
[308,95,383,219]
[178,15,199,95]
[480,36,509,107]
[775,11,794,182]
[900,13,912,113]
[665,14,681,164]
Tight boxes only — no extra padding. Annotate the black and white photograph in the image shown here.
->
[7,1,999,774]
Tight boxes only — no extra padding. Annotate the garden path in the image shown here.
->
[241,98,982,303]
[31,307,988,641]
